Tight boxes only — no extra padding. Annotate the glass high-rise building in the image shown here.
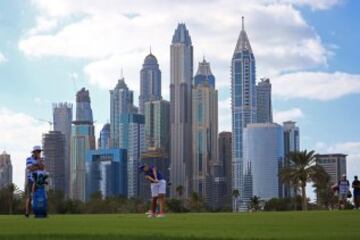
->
[53,102,73,198]
[283,121,300,198]
[110,78,136,148]
[256,78,273,123]
[120,113,145,197]
[139,51,162,114]
[0,151,12,189]
[144,100,170,150]
[231,17,257,210]
[86,148,127,199]
[110,78,144,197]
[170,23,193,198]
[243,123,284,202]
[43,131,66,193]
[70,88,95,202]
[98,123,111,149]
[192,58,218,205]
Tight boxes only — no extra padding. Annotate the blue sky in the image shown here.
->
[0,0,359,192]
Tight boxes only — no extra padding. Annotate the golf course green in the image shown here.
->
[1,211,359,239]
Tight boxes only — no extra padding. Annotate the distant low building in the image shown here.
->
[0,151,12,188]
[86,149,127,199]
[315,154,347,185]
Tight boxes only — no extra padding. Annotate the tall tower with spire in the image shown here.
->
[170,23,193,198]
[231,17,257,211]
[139,50,162,114]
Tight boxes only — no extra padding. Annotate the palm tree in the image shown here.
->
[232,189,240,212]
[189,192,203,211]
[176,185,184,198]
[312,169,335,209]
[280,150,325,211]
[249,195,261,211]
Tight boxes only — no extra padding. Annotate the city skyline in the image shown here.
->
[0,1,359,195]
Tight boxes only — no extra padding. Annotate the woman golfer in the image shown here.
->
[139,164,166,218]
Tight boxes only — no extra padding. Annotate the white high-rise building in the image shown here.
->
[170,23,193,198]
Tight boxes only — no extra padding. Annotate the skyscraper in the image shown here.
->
[218,131,232,208]
[53,102,73,198]
[139,51,162,114]
[110,78,136,148]
[144,100,170,150]
[86,148,127,199]
[283,121,300,198]
[110,78,144,197]
[256,78,273,123]
[120,113,145,197]
[70,88,95,201]
[170,23,193,198]
[42,131,66,193]
[315,154,347,185]
[0,151,12,188]
[243,123,284,202]
[98,123,111,149]
[231,17,257,210]
[192,58,218,205]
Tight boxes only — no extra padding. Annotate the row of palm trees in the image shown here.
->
[232,150,331,211]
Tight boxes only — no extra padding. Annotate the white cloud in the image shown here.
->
[19,0,334,94]
[272,71,360,101]
[29,16,58,35]
[0,108,49,190]
[278,0,343,10]
[0,51,7,63]
[274,107,304,123]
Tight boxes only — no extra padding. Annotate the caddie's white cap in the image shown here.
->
[32,145,43,153]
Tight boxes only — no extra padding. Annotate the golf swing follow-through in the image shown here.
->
[139,164,166,218]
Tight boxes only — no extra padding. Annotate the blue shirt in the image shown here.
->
[145,166,163,181]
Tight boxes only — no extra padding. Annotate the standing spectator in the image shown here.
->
[25,145,45,218]
[352,176,360,209]
[338,174,350,210]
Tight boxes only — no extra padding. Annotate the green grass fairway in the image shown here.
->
[0,211,359,240]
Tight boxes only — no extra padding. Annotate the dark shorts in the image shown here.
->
[25,180,33,198]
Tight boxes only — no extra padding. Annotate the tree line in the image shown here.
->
[0,150,353,214]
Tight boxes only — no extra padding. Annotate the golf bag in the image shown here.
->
[32,172,48,218]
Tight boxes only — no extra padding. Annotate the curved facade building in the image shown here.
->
[243,123,284,201]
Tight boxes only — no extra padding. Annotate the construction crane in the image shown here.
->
[37,118,53,131]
